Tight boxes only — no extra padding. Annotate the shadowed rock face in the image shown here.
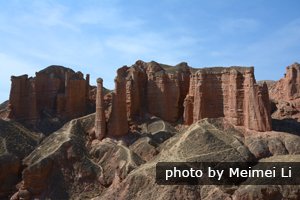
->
[8,66,92,131]
[0,119,40,198]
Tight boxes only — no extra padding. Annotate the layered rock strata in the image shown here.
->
[269,63,300,101]
[95,61,271,138]
[99,61,191,137]
[8,66,91,127]
[269,63,300,121]
[95,78,106,140]
[107,67,130,137]
[184,67,272,131]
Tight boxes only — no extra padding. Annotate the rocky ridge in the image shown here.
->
[0,119,41,198]
[1,61,300,200]
[95,61,272,140]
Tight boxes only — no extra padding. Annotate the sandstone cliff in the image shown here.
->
[98,60,191,137]
[269,63,300,122]
[95,61,271,139]
[8,66,93,131]
[184,67,272,131]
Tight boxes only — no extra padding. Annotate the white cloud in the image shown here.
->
[220,18,260,33]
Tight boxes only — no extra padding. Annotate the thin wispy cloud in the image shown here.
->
[219,18,260,33]
[0,0,299,102]
[74,7,144,30]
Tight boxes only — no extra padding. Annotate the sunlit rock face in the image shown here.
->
[269,63,300,122]
[96,61,272,139]
[103,60,191,137]
[183,67,271,131]
[8,65,91,127]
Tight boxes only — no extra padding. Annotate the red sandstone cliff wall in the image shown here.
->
[107,67,129,137]
[97,61,191,137]
[269,63,300,121]
[269,63,300,101]
[8,75,38,123]
[8,66,91,127]
[95,61,272,139]
[183,67,272,131]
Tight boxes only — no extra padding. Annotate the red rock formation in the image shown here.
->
[95,78,106,140]
[183,67,272,131]
[285,63,300,99]
[103,61,190,136]
[183,95,194,125]
[269,63,300,101]
[95,61,272,139]
[97,61,191,138]
[133,61,190,122]
[107,67,129,137]
[269,63,300,121]
[8,66,91,127]
[125,63,147,121]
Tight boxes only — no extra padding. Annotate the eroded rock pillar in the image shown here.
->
[95,78,106,140]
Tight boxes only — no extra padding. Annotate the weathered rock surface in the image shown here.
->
[184,67,272,131]
[14,114,144,200]
[107,67,130,137]
[94,78,106,140]
[269,63,300,122]
[98,60,190,137]
[7,116,300,200]
[4,62,300,199]
[0,101,9,120]
[8,66,93,133]
[129,118,177,161]
[0,119,40,198]
[244,130,300,159]
[232,155,300,200]
[93,118,299,200]
[95,119,255,200]
[95,61,272,140]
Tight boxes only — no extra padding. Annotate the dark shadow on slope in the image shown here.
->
[272,118,300,136]
[0,101,8,110]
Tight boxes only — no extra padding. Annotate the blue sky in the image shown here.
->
[0,0,300,102]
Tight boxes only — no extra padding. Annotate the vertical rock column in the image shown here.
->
[85,74,90,101]
[28,79,38,126]
[95,78,106,140]
[285,64,300,99]
[107,70,129,137]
